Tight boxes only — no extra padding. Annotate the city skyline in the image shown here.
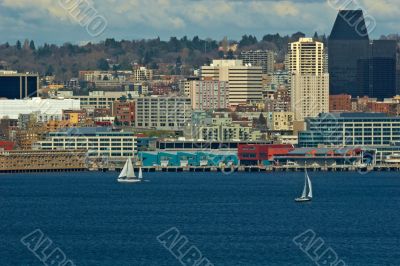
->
[0,0,399,44]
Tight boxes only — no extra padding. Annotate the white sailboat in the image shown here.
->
[118,158,141,183]
[138,166,143,180]
[295,169,312,202]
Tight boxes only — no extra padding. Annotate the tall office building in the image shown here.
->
[0,71,39,99]
[240,50,275,74]
[357,40,397,100]
[328,10,370,96]
[201,60,263,106]
[289,38,329,121]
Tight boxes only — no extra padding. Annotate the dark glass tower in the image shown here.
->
[328,10,370,96]
[357,40,397,100]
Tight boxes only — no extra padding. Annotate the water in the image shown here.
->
[1,171,400,266]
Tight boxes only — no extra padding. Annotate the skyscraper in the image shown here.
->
[328,10,370,96]
[289,38,329,121]
[357,40,397,100]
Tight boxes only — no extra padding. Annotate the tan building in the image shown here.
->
[289,38,329,121]
[201,60,263,106]
[268,112,294,131]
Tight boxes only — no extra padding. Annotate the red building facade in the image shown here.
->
[238,144,294,165]
[0,141,15,151]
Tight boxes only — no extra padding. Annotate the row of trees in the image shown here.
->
[0,32,331,80]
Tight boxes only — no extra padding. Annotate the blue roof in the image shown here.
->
[320,112,389,118]
[59,127,112,135]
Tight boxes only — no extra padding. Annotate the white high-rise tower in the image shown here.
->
[289,38,329,121]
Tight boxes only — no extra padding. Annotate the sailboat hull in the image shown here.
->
[117,178,141,183]
[295,197,312,202]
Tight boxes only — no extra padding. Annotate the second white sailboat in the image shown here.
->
[118,158,141,183]
[295,169,312,202]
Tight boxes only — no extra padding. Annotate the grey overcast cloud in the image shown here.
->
[0,0,398,44]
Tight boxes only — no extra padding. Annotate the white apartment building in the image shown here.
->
[289,38,329,121]
[58,91,138,110]
[197,124,252,141]
[135,96,191,130]
[35,128,137,159]
[201,60,263,106]
[79,71,133,82]
[189,80,229,110]
[0,98,80,119]
[133,67,153,81]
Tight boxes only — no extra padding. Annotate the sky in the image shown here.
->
[0,0,398,45]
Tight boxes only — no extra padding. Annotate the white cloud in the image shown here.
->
[274,1,300,17]
[1,0,70,20]
[0,0,397,42]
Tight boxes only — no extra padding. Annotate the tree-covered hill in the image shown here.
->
[0,32,326,81]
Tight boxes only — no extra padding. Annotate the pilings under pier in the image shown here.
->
[100,164,400,173]
[0,168,87,174]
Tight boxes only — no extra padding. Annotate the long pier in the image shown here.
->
[100,164,400,173]
[2,164,400,174]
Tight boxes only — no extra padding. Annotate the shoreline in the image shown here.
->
[1,165,400,174]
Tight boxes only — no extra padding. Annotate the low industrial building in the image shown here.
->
[156,140,272,152]
[274,147,366,167]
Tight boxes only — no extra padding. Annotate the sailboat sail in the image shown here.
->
[126,158,136,179]
[301,172,307,198]
[138,167,143,179]
[307,172,313,198]
[296,168,312,202]
[119,159,129,178]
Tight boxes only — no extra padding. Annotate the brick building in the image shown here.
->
[329,94,352,112]
[113,101,135,126]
